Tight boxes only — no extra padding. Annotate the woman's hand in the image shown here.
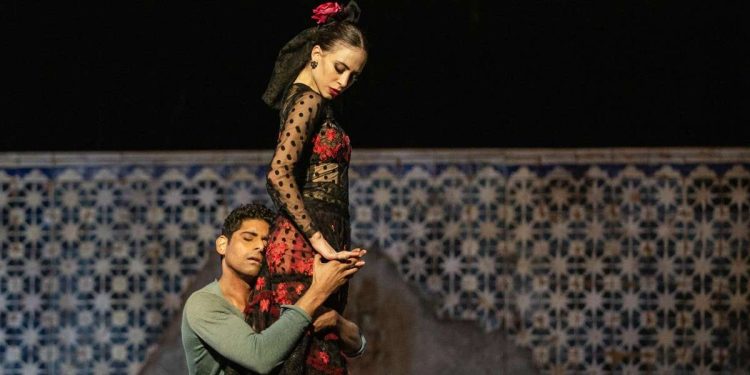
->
[309,231,364,261]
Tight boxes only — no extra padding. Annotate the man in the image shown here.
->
[181,203,366,374]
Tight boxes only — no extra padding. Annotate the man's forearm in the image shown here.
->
[337,315,364,355]
[294,283,329,317]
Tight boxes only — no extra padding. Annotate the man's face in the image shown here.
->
[218,219,270,278]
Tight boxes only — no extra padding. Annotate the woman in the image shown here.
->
[245,2,368,374]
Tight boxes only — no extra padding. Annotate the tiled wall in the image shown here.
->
[1,149,748,374]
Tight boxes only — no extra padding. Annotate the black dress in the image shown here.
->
[247,82,352,375]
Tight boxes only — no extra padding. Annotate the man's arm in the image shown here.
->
[337,314,367,357]
[313,309,367,357]
[185,293,310,374]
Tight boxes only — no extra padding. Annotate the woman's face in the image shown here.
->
[311,43,367,100]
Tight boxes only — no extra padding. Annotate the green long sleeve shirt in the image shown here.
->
[181,280,312,375]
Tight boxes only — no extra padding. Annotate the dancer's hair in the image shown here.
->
[261,1,367,109]
[221,202,275,239]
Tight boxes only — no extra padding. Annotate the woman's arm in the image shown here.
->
[266,90,323,238]
[266,89,357,260]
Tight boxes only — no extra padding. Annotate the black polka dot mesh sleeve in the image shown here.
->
[266,89,323,238]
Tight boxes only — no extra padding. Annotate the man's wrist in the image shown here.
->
[336,313,352,332]
[307,281,331,301]
[296,283,328,316]
[343,329,367,358]
[335,312,343,330]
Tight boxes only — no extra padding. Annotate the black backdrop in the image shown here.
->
[3,0,746,151]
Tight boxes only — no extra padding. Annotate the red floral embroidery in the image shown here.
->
[260,298,270,312]
[324,332,339,341]
[246,290,272,315]
[294,283,306,295]
[291,257,313,275]
[275,283,291,305]
[266,241,286,268]
[255,276,266,291]
[319,351,330,365]
[307,349,334,372]
[312,127,349,161]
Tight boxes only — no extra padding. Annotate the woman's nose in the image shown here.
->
[339,74,351,88]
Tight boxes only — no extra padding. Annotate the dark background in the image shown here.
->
[3,0,747,151]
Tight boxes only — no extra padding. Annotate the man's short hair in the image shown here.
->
[221,202,275,239]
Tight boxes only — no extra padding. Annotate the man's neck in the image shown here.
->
[217,271,253,312]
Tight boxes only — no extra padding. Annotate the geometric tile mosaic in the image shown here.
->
[1,150,748,374]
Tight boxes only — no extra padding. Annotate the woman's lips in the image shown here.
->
[329,88,340,97]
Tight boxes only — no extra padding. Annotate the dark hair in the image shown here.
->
[221,202,275,239]
[315,20,367,53]
[261,1,367,109]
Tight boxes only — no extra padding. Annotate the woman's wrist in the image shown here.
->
[306,229,321,240]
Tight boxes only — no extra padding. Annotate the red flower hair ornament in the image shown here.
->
[311,2,342,25]
[311,1,360,25]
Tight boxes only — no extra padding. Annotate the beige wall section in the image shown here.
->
[139,250,537,375]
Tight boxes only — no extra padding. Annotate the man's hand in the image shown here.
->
[312,307,365,356]
[294,250,366,317]
[313,307,339,332]
[310,250,365,296]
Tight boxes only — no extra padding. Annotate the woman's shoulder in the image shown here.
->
[288,83,323,102]
[282,83,325,114]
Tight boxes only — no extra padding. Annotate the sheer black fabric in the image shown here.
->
[261,28,317,110]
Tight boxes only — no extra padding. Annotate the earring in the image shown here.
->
[310,60,318,69]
